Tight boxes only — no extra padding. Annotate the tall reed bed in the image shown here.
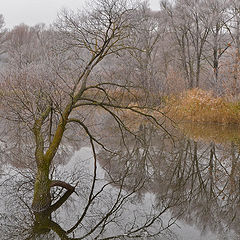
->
[165,88,240,125]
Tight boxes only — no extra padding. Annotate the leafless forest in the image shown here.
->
[0,0,239,239]
[0,0,239,95]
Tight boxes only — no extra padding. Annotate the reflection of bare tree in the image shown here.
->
[2,119,240,239]
[154,138,240,238]
[0,141,177,240]
[97,126,240,238]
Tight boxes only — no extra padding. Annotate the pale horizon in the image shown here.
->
[0,0,160,29]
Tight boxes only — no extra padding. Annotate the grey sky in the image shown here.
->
[0,0,160,29]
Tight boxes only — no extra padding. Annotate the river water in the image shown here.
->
[0,122,239,239]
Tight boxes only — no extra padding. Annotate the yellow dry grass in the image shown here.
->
[165,88,240,125]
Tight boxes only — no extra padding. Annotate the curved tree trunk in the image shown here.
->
[32,110,68,212]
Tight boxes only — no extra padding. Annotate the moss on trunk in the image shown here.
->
[32,166,51,212]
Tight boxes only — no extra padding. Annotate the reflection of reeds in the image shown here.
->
[165,88,240,125]
[179,121,240,144]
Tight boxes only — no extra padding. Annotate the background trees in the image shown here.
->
[0,14,7,65]
[2,0,240,96]
[0,0,166,213]
[159,0,240,95]
[0,0,239,213]
[0,0,240,238]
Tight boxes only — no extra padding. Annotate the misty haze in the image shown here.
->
[0,0,240,239]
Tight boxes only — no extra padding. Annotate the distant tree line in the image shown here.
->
[0,1,239,238]
[0,0,239,96]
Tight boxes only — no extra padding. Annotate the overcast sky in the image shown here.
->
[0,0,160,29]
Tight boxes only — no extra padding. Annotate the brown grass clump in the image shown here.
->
[165,88,240,125]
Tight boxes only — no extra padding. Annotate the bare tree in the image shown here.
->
[203,0,232,86]
[223,0,240,96]
[161,0,211,89]
[0,0,166,215]
[125,2,164,92]
[0,14,7,64]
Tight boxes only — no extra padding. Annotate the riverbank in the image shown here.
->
[164,88,240,125]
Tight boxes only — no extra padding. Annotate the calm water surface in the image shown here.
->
[0,122,239,239]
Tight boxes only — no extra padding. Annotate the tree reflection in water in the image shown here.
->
[98,125,240,239]
[0,124,240,239]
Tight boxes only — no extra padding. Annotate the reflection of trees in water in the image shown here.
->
[0,168,34,239]
[98,126,240,238]
[1,121,240,239]
[0,141,177,240]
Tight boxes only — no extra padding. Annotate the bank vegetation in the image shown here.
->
[165,88,240,125]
